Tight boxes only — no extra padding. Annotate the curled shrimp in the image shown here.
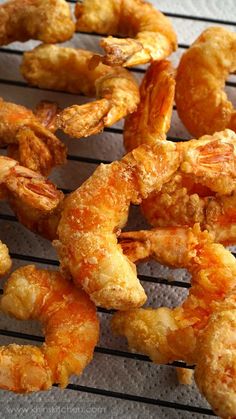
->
[195,289,236,418]
[175,27,236,137]
[21,44,140,139]
[75,0,177,67]
[123,59,236,244]
[0,97,66,176]
[0,265,99,393]
[0,0,75,45]
[54,140,181,310]
[0,241,11,277]
[124,60,176,151]
[114,224,236,365]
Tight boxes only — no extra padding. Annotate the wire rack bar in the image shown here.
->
[57,384,216,416]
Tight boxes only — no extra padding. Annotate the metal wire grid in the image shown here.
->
[0,1,236,416]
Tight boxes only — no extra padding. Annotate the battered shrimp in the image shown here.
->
[21,45,140,139]
[114,224,236,364]
[54,140,181,310]
[195,289,236,418]
[0,155,63,216]
[0,98,66,176]
[124,60,176,151]
[0,265,99,392]
[175,27,236,137]
[0,241,11,277]
[75,0,177,67]
[0,0,75,45]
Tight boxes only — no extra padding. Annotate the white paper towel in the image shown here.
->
[0,0,235,417]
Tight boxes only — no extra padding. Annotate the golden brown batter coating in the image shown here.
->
[0,0,75,45]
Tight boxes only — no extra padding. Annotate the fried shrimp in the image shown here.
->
[0,98,66,176]
[124,60,176,151]
[0,265,99,393]
[0,241,11,277]
[54,140,181,310]
[114,224,236,364]
[175,26,236,137]
[195,289,236,418]
[75,0,177,67]
[0,0,75,45]
[21,44,140,139]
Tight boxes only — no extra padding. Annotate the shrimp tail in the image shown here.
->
[34,100,60,133]
[57,99,111,138]
[124,60,176,151]
[9,123,67,176]
[179,130,236,194]
[100,37,143,66]
[0,156,63,212]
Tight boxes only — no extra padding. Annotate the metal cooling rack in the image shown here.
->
[0,0,236,417]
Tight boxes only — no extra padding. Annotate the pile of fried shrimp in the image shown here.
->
[1,0,236,417]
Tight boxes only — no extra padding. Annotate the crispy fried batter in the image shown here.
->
[0,0,75,45]
[75,0,177,67]
[176,27,236,137]
[21,44,140,139]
